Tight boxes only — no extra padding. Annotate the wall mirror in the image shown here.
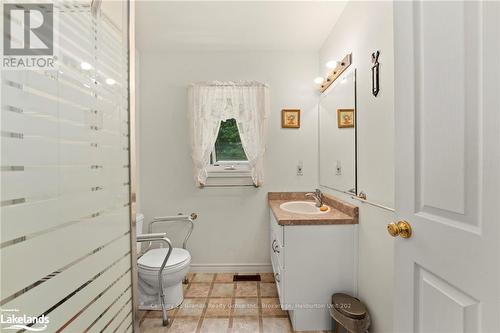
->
[319,69,357,194]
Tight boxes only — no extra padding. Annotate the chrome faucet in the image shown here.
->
[305,189,323,207]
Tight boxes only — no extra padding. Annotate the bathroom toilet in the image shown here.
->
[136,214,191,310]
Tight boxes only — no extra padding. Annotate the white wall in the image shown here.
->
[138,51,319,271]
[319,2,395,332]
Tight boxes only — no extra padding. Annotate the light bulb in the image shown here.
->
[313,77,325,84]
[325,60,338,69]
[105,78,116,86]
[80,62,92,70]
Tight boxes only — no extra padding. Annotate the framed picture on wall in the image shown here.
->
[337,109,355,128]
[281,109,300,128]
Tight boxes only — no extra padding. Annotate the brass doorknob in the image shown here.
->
[387,220,412,238]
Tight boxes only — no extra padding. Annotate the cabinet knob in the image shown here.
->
[272,240,280,253]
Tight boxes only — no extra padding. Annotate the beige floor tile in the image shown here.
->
[144,308,177,319]
[259,283,278,297]
[215,273,235,283]
[230,317,260,333]
[185,283,211,298]
[200,317,230,333]
[176,298,206,317]
[260,273,275,283]
[262,317,293,333]
[140,317,170,333]
[235,282,258,297]
[260,298,287,317]
[211,283,234,297]
[205,298,233,317]
[233,298,259,317]
[139,272,299,333]
[193,273,215,283]
[168,317,200,333]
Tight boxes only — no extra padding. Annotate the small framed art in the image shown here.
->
[337,109,355,128]
[281,109,300,128]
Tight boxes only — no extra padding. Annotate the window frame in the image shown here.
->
[208,150,251,175]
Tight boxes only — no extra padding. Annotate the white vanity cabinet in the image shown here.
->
[269,212,358,331]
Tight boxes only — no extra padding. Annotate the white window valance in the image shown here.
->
[187,81,270,187]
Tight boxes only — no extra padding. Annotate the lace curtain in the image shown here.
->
[187,81,270,187]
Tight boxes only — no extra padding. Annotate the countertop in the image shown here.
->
[268,192,358,226]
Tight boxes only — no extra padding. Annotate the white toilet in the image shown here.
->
[136,214,191,310]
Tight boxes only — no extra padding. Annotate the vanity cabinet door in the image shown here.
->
[270,212,284,245]
[270,230,284,268]
[270,249,285,308]
[269,212,284,268]
[270,212,286,309]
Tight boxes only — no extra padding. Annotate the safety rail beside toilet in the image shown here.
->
[148,213,197,250]
[136,233,173,326]
[148,213,198,284]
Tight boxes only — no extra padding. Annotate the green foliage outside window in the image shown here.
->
[214,119,247,161]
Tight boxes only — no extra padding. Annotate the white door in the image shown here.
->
[393,1,499,332]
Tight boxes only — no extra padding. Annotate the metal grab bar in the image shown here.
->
[136,233,173,327]
[148,213,198,250]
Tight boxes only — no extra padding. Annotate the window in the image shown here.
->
[212,119,247,164]
[188,81,269,187]
[207,119,251,184]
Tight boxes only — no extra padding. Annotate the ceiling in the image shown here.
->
[135,1,347,51]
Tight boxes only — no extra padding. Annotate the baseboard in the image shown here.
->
[189,263,272,273]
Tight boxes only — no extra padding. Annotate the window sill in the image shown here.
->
[205,164,254,187]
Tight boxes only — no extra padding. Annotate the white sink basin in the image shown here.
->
[279,201,330,214]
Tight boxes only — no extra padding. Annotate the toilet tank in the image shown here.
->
[136,213,144,253]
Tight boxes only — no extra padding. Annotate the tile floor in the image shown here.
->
[139,273,331,333]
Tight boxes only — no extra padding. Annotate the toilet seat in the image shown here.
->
[138,248,191,273]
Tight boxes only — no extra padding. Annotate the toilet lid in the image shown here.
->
[138,248,191,271]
